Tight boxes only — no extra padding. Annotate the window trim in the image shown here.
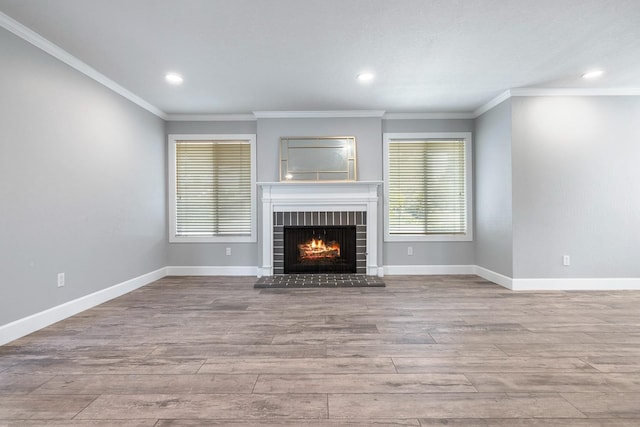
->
[168,133,257,243]
[383,132,473,242]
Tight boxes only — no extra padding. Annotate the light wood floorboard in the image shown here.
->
[1,275,640,424]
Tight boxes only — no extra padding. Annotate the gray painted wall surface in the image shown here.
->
[257,118,383,182]
[165,121,259,267]
[165,121,257,135]
[0,28,167,326]
[382,118,474,133]
[474,100,513,276]
[382,119,476,266]
[511,96,640,278]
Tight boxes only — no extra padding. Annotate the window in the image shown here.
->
[383,132,472,241]
[168,134,256,242]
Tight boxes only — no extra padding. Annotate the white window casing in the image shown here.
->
[383,132,473,242]
[168,134,256,243]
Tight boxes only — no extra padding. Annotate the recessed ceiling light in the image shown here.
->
[357,72,374,83]
[165,72,184,85]
[582,70,604,80]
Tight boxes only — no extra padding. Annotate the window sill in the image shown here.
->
[170,235,256,243]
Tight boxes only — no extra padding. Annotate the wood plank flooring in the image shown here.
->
[2,274,640,425]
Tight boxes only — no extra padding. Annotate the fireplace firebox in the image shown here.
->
[284,226,356,274]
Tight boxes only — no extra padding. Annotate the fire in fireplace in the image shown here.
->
[298,238,340,261]
[284,226,356,274]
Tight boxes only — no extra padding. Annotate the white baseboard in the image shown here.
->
[474,265,640,291]
[384,265,476,275]
[3,264,639,346]
[165,265,258,276]
[0,267,166,346]
[512,277,640,291]
[474,266,514,289]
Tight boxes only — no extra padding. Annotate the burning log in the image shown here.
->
[298,238,340,260]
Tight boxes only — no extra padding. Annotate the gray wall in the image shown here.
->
[257,118,383,182]
[165,121,258,267]
[382,119,476,266]
[0,28,167,326]
[474,100,513,276]
[511,96,640,278]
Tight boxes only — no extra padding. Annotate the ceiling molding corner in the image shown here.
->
[165,113,257,122]
[473,90,512,118]
[0,11,167,120]
[253,110,386,119]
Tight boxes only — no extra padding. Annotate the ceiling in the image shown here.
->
[1,0,639,116]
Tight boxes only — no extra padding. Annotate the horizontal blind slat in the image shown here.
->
[175,141,252,237]
[388,140,466,235]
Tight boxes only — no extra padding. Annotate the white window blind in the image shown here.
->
[388,139,467,235]
[175,140,252,237]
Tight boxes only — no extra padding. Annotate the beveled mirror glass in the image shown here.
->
[280,136,357,181]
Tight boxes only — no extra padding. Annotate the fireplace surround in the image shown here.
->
[258,182,382,277]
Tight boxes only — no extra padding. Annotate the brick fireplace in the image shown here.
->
[258,182,382,277]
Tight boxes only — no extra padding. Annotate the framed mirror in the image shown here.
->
[279,136,357,182]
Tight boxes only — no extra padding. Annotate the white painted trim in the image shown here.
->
[384,265,476,275]
[510,88,640,97]
[383,132,473,243]
[473,90,512,117]
[259,182,381,277]
[473,87,640,118]
[512,277,640,291]
[165,114,257,122]
[0,11,166,120]
[253,110,386,119]
[473,265,640,291]
[383,112,475,120]
[0,267,166,346]
[474,266,513,290]
[165,266,258,276]
[167,134,257,243]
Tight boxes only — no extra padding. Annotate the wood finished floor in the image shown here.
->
[2,275,640,426]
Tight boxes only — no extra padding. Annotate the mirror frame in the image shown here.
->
[279,136,357,182]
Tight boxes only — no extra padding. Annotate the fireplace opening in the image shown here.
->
[284,226,356,274]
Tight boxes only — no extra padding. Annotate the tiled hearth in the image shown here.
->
[254,273,385,288]
[258,182,382,277]
[273,210,367,275]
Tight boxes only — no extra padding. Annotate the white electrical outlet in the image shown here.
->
[225,247,232,256]
[563,255,570,266]
[57,272,65,287]
[407,246,413,256]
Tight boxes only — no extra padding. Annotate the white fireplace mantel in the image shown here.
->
[258,181,382,277]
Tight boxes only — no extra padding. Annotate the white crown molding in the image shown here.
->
[0,11,167,120]
[383,112,475,120]
[510,87,640,97]
[473,87,640,117]
[473,90,513,118]
[165,114,257,122]
[253,110,386,119]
